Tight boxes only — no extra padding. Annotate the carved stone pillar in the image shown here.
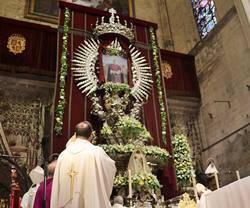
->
[168,96,203,170]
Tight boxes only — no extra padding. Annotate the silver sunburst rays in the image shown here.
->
[72,38,152,103]
[72,38,100,96]
[129,45,153,102]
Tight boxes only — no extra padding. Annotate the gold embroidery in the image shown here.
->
[7,34,26,55]
[67,164,78,199]
[161,62,173,79]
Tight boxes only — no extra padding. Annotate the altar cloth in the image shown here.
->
[199,176,250,208]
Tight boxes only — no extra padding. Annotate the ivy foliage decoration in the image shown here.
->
[54,8,70,135]
[172,134,193,187]
[101,82,131,95]
[100,144,169,165]
[149,27,167,144]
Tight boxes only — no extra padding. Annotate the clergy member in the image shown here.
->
[50,121,116,208]
[33,159,57,208]
[21,166,44,208]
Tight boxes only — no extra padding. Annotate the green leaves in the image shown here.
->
[113,172,161,193]
[100,144,169,164]
[117,116,152,143]
[149,27,167,145]
[54,8,70,135]
[172,134,193,187]
[102,82,131,95]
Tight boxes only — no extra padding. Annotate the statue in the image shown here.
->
[127,149,151,175]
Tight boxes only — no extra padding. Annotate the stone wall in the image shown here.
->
[0,0,56,27]
[194,8,250,185]
[136,0,250,185]
[134,0,172,49]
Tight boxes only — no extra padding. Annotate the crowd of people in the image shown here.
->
[21,121,124,208]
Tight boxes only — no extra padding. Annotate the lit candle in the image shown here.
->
[214,172,220,189]
[128,169,132,198]
[236,170,240,180]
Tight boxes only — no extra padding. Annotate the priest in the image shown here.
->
[50,121,116,208]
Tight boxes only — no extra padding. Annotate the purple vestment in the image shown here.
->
[33,178,53,208]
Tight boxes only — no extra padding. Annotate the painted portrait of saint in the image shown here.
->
[102,55,128,84]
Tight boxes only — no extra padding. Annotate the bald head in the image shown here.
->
[48,160,57,178]
[114,196,124,205]
[75,121,93,139]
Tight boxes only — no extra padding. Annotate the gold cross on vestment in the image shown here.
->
[67,164,78,199]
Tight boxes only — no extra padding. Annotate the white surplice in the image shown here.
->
[50,138,116,208]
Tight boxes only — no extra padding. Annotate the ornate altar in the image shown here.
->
[52,0,177,200]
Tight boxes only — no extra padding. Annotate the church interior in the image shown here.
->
[0,0,250,207]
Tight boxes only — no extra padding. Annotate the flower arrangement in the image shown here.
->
[102,82,131,95]
[132,172,161,192]
[100,144,169,164]
[100,122,112,137]
[114,174,128,188]
[172,134,193,187]
[54,8,70,135]
[114,172,161,193]
[117,116,152,144]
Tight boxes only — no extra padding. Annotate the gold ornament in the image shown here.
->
[178,193,197,208]
[161,62,173,79]
[7,34,26,55]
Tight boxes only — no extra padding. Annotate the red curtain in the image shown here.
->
[0,16,57,75]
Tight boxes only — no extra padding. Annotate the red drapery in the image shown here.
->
[160,49,200,97]
[52,0,177,198]
[0,16,57,76]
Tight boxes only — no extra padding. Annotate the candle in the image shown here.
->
[161,195,164,203]
[128,169,132,198]
[236,170,240,180]
[192,173,199,202]
[214,172,220,189]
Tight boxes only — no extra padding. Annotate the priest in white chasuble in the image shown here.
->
[51,121,116,208]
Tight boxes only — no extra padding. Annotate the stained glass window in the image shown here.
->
[191,0,217,38]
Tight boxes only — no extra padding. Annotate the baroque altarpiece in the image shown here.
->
[52,0,177,202]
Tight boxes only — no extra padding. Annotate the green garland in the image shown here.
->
[149,27,167,144]
[101,82,131,95]
[100,144,169,164]
[54,8,70,135]
[172,134,193,187]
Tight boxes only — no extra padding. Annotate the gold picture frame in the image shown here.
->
[25,0,58,24]
[25,0,134,24]
[70,0,134,16]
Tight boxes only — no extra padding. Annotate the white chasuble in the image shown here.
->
[50,139,116,208]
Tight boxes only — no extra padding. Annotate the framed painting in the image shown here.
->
[72,0,134,16]
[102,54,128,84]
[25,0,59,23]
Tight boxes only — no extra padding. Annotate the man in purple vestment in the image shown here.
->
[33,160,57,208]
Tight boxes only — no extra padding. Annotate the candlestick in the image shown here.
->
[192,172,199,202]
[236,170,240,180]
[128,169,132,199]
[214,172,219,189]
